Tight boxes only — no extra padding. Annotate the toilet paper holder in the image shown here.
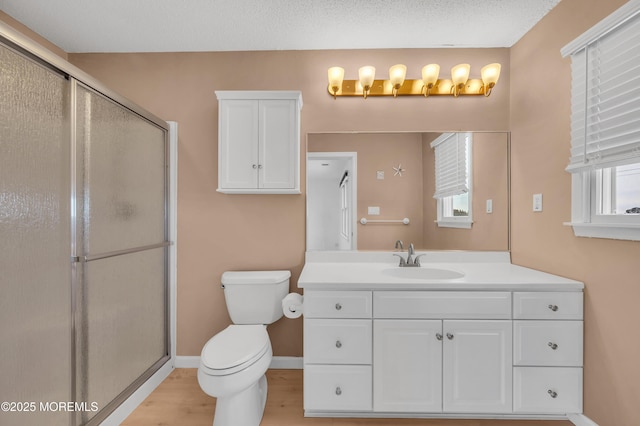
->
[282,293,304,319]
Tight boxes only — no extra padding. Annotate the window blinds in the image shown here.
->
[566,10,640,173]
[431,133,468,198]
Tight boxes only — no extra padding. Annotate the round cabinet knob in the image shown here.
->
[335,387,342,396]
[446,333,454,340]
[548,389,558,398]
[436,333,443,341]
[252,164,257,169]
[335,303,342,311]
[548,342,558,350]
[258,164,263,169]
[548,304,559,312]
[335,340,342,348]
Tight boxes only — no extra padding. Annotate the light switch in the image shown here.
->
[533,193,543,212]
[368,206,380,215]
[376,171,384,180]
[486,199,493,214]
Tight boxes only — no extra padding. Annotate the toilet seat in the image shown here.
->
[200,325,270,376]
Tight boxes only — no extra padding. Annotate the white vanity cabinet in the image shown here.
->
[298,253,585,421]
[303,287,583,420]
[215,91,302,194]
[373,292,513,414]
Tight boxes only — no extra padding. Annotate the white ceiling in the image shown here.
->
[0,0,561,53]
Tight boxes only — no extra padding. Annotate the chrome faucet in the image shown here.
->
[406,243,415,265]
[395,240,404,250]
[392,242,425,267]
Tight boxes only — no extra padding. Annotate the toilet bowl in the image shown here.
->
[197,270,290,426]
[198,325,272,426]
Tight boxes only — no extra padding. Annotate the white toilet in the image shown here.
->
[197,270,290,426]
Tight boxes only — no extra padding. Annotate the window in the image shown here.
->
[431,132,473,229]
[562,2,640,241]
[594,164,640,219]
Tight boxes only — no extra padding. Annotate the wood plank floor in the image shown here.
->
[122,369,573,426]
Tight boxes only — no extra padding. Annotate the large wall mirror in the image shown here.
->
[306,132,510,251]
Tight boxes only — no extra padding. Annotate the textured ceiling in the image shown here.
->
[0,0,561,53]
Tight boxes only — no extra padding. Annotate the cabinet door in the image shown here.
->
[259,99,297,189]
[443,320,512,413]
[218,99,259,189]
[373,320,442,412]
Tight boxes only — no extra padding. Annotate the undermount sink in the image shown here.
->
[382,267,465,280]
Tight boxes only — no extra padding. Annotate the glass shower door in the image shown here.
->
[0,43,72,426]
[73,84,169,425]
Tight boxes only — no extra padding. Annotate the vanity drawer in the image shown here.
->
[514,321,583,366]
[304,365,372,411]
[304,290,372,318]
[374,291,511,319]
[304,319,372,364]
[514,367,583,414]
[513,292,583,320]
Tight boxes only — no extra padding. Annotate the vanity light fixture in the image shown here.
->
[326,62,500,98]
[481,63,501,97]
[450,63,471,97]
[389,64,407,98]
[421,64,440,97]
[358,66,376,99]
[327,66,344,99]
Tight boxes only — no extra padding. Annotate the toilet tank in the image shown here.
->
[221,270,290,324]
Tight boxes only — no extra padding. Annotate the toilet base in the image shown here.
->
[213,374,268,426]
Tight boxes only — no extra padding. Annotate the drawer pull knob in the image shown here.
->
[446,333,454,340]
[548,342,558,350]
[548,390,558,398]
[335,340,342,348]
[548,304,559,312]
[436,333,443,341]
[335,303,342,311]
[335,387,342,396]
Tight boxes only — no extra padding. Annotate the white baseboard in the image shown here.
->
[269,356,304,369]
[100,360,174,426]
[568,413,599,426]
[175,355,303,370]
[174,355,201,368]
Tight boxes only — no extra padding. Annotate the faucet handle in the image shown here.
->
[414,254,426,267]
[392,253,407,266]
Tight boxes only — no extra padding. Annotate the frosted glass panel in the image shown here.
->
[75,85,166,255]
[0,44,71,426]
[82,248,166,420]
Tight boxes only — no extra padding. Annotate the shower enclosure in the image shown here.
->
[0,25,171,426]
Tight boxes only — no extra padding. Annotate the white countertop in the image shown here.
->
[298,251,584,291]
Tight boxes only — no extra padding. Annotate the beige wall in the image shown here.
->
[423,132,509,250]
[309,133,425,250]
[65,48,510,360]
[509,1,640,425]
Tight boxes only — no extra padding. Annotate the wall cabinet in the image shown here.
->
[303,289,583,420]
[215,91,302,194]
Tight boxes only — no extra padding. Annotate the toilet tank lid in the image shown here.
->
[221,270,291,285]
